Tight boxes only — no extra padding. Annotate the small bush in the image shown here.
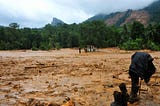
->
[55,42,61,50]
[119,38,143,50]
[40,42,52,50]
[146,41,160,51]
[32,46,38,51]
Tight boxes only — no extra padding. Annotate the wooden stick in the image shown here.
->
[139,79,142,96]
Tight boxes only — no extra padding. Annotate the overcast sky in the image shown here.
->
[0,0,157,28]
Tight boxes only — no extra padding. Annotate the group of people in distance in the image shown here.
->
[111,52,156,106]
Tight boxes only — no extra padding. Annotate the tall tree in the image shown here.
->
[131,21,145,40]
[9,23,19,29]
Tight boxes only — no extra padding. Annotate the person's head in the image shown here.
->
[113,91,121,102]
[119,83,127,93]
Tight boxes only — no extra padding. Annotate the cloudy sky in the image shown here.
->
[0,0,157,28]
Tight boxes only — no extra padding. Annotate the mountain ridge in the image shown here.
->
[51,17,65,26]
[87,0,160,26]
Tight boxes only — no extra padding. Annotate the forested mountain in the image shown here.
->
[87,0,160,26]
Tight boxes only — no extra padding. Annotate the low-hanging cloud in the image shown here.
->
[0,0,157,28]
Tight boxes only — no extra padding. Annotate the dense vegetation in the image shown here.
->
[0,21,160,51]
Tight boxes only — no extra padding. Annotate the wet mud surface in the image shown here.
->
[0,48,160,106]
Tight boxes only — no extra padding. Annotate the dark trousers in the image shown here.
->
[129,71,139,97]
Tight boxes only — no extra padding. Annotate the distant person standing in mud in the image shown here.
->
[128,52,156,103]
[79,47,81,54]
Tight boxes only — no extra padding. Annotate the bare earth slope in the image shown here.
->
[105,10,150,26]
[0,48,160,106]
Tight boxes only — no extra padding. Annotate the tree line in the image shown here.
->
[0,21,160,50]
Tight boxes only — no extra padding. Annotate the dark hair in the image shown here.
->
[119,83,127,92]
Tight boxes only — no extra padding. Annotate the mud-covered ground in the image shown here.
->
[0,48,160,106]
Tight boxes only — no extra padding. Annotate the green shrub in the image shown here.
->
[119,38,143,50]
[146,41,160,51]
[55,42,61,50]
[32,46,38,51]
[40,42,52,50]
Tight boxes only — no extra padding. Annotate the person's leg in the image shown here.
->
[129,71,139,103]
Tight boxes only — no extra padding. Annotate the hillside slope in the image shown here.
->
[87,0,160,26]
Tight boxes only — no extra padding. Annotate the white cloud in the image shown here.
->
[0,0,157,27]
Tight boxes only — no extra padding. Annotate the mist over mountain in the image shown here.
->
[87,0,160,26]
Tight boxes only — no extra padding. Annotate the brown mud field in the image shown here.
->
[0,48,160,106]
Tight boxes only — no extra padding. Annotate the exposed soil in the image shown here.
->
[0,48,160,106]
